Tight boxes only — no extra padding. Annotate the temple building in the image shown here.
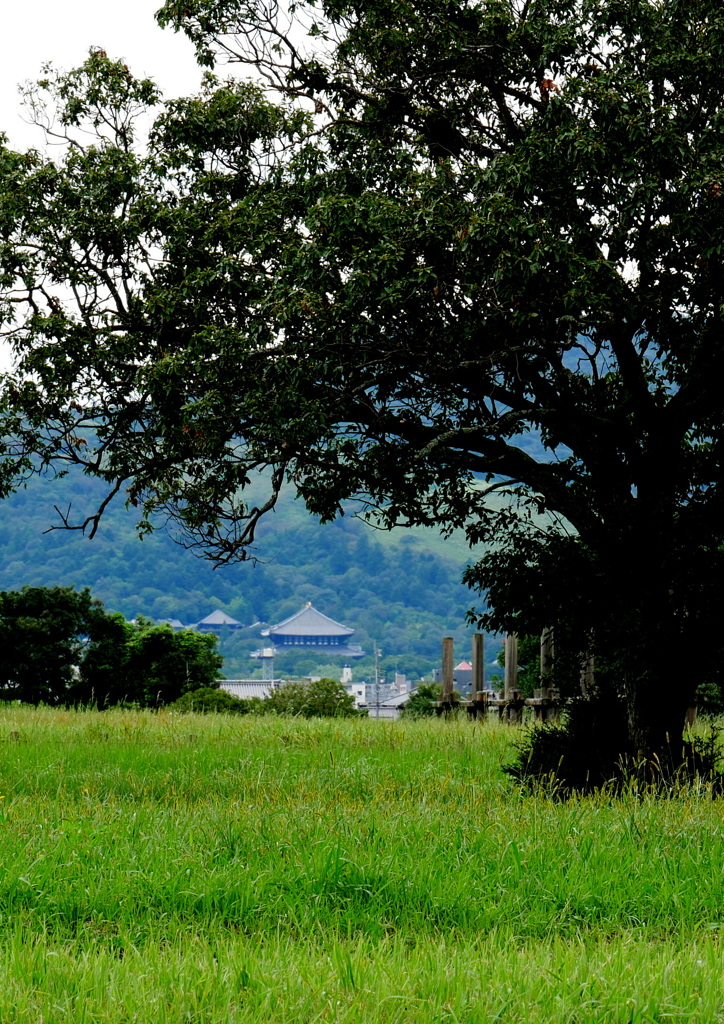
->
[195,609,244,632]
[259,603,365,658]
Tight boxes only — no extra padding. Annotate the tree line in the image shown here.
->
[0,584,369,717]
[0,586,222,707]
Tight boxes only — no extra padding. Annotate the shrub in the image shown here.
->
[170,687,263,714]
[504,693,723,796]
[265,677,359,717]
[401,682,440,717]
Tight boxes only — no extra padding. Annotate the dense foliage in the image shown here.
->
[2,1,724,763]
[0,586,221,707]
[265,678,361,717]
[503,694,722,795]
[0,585,106,705]
[401,682,442,718]
[111,618,223,708]
[170,686,263,714]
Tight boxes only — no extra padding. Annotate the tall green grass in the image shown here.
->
[1,707,723,1022]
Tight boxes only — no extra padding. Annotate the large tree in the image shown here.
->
[78,615,223,708]
[0,585,105,704]
[2,1,724,761]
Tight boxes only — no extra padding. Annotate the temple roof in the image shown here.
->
[196,609,244,628]
[265,603,354,638]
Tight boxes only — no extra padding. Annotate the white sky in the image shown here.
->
[1,0,205,150]
[0,1,207,371]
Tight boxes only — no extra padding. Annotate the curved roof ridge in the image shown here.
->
[268,602,354,637]
[197,609,244,627]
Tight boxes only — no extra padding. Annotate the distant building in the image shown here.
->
[338,666,366,707]
[433,659,477,692]
[260,603,365,658]
[220,679,278,700]
[249,647,276,681]
[453,660,473,690]
[195,610,244,632]
[364,688,416,720]
[344,681,367,707]
[391,672,410,694]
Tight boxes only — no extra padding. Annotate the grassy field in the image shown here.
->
[1,708,724,1022]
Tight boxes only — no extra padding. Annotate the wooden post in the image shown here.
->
[580,652,595,696]
[442,637,454,704]
[504,633,518,702]
[685,691,698,729]
[540,627,554,685]
[508,690,523,725]
[540,627,555,723]
[471,633,484,700]
[469,632,485,719]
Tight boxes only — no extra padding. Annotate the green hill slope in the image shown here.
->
[0,471,497,680]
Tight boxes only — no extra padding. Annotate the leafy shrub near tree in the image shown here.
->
[265,678,360,718]
[504,693,723,796]
[401,683,441,718]
[170,687,264,715]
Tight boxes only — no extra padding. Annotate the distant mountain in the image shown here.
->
[0,468,500,680]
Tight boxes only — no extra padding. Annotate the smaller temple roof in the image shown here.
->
[380,690,417,708]
[455,661,473,671]
[264,603,354,638]
[196,609,244,629]
[220,680,275,700]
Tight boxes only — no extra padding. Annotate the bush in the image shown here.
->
[504,693,723,796]
[695,679,724,716]
[401,682,440,717]
[170,687,264,714]
[265,678,360,717]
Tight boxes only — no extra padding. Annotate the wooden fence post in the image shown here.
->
[540,627,555,722]
[580,651,595,696]
[504,634,518,701]
[470,632,485,718]
[540,627,554,685]
[508,690,524,724]
[504,634,519,724]
[442,637,455,705]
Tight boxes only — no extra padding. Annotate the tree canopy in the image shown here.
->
[0,585,104,704]
[83,616,223,708]
[2,1,724,762]
[0,586,222,707]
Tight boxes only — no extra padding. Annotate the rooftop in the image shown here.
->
[264,603,355,638]
[196,609,244,629]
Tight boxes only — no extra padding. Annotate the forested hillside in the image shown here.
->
[0,470,495,679]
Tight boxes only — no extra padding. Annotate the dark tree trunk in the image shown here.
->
[616,602,696,766]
